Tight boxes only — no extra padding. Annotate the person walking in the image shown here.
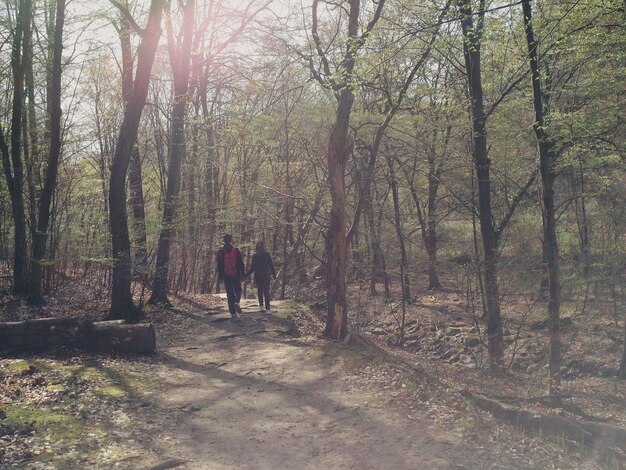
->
[216,234,245,318]
[245,241,276,313]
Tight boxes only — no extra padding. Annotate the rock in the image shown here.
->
[441,348,460,361]
[606,343,619,353]
[459,354,473,365]
[599,367,618,378]
[530,319,547,330]
[464,336,481,348]
[386,337,398,347]
[446,327,462,336]
[404,340,421,350]
[369,328,387,336]
[526,363,539,374]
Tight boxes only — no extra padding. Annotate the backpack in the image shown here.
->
[223,248,238,277]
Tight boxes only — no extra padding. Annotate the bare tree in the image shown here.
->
[521,0,562,402]
[115,0,149,276]
[108,0,164,321]
[149,0,196,306]
[29,0,66,304]
[0,0,31,296]
[458,0,503,367]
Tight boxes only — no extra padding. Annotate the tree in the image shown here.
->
[29,0,66,304]
[115,0,149,277]
[458,0,503,367]
[521,0,562,402]
[0,0,31,296]
[149,0,195,306]
[108,0,164,322]
[307,0,386,338]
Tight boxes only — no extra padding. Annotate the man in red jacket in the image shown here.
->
[216,234,245,318]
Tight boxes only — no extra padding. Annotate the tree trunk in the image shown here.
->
[324,88,352,339]
[572,157,590,278]
[149,0,195,306]
[108,0,164,322]
[0,0,31,296]
[23,6,38,234]
[119,6,149,278]
[387,157,410,301]
[0,317,156,354]
[367,193,380,295]
[271,190,324,297]
[619,315,626,380]
[29,0,65,305]
[280,140,293,300]
[386,156,408,344]
[129,145,148,274]
[319,0,364,340]
[522,0,562,402]
[426,148,441,290]
[459,0,503,367]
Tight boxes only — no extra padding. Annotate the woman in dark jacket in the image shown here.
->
[245,241,276,313]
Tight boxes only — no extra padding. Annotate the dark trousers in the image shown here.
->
[256,277,271,309]
[223,276,242,314]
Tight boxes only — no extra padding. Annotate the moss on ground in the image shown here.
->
[1,359,31,375]
[3,404,84,441]
[94,384,125,398]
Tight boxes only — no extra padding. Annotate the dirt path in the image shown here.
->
[108,297,512,470]
[2,296,599,469]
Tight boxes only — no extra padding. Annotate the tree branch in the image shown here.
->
[495,171,537,243]
[109,0,145,36]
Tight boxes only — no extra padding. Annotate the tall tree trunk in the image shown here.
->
[1,0,31,296]
[149,0,195,306]
[459,0,503,367]
[367,191,381,295]
[129,146,148,274]
[386,156,408,344]
[426,147,441,290]
[387,157,409,301]
[522,0,562,402]
[280,135,293,300]
[572,157,590,278]
[321,0,361,340]
[23,7,37,234]
[118,2,149,277]
[198,93,217,294]
[619,315,626,380]
[471,163,488,319]
[29,0,65,304]
[324,88,352,339]
[108,0,164,322]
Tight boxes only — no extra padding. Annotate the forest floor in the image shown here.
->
[0,289,624,469]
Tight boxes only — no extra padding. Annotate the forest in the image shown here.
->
[0,0,625,468]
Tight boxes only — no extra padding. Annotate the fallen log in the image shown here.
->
[0,317,156,354]
[461,390,626,453]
